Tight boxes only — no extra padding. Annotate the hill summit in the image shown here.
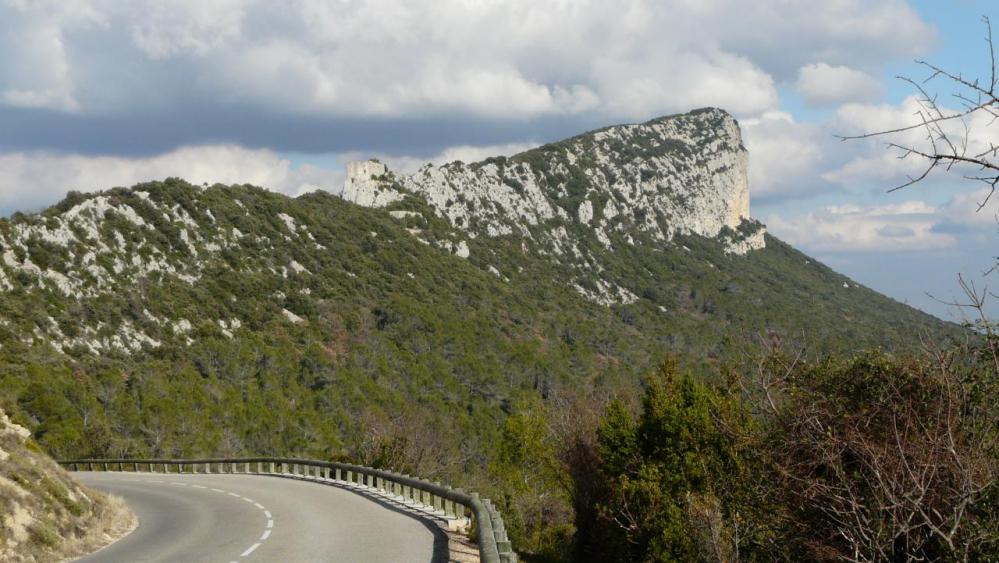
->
[342,109,766,306]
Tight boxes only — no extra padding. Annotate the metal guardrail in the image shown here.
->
[59,457,516,563]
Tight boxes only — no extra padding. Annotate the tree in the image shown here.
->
[756,347,999,562]
[585,359,764,563]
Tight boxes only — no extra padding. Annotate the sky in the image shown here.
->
[1,0,997,322]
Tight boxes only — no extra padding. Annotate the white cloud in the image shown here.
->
[742,111,829,202]
[0,145,344,215]
[825,96,999,190]
[794,63,883,105]
[767,200,955,252]
[938,188,999,229]
[127,0,246,59]
[0,0,933,120]
[0,0,106,112]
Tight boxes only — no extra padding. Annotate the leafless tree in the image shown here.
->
[755,343,999,562]
[841,17,999,209]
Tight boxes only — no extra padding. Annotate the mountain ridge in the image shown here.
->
[0,110,961,471]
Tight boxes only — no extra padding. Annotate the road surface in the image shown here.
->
[75,472,446,563]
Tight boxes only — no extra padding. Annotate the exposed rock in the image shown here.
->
[339,107,766,304]
[342,160,402,207]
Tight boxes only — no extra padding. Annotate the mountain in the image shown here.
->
[0,108,958,471]
[0,408,133,561]
[342,108,764,305]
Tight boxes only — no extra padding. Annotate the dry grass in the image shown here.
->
[0,410,135,562]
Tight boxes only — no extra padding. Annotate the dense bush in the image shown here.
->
[568,344,999,562]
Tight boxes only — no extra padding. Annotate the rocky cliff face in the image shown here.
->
[341,108,765,260]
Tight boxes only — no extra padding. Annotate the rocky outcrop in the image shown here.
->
[341,108,765,257]
[0,409,135,561]
[341,160,402,208]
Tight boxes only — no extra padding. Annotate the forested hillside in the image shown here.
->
[0,110,965,561]
[0,176,956,461]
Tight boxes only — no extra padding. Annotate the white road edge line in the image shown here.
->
[242,497,254,503]
[266,519,273,528]
[254,502,264,509]
[211,488,225,493]
[263,510,272,519]
[260,530,271,541]
[240,542,261,557]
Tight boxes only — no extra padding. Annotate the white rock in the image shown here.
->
[282,309,305,324]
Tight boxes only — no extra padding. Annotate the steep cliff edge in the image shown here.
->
[341,108,765,305]
[0,410,134,561]
[342,107,764,258]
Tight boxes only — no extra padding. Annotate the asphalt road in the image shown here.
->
[75,472,446,563]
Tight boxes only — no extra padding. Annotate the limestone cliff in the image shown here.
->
[342,107,765,259]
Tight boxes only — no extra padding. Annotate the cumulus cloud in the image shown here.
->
[767,200,955,252]
[741,111,833,203]
[0,146,344,216]
[0,0,933,121]
[825,96,999,190]
[794,63,884,105]
[0,0,107,112]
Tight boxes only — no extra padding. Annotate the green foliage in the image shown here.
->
[0,177,967,561]
[586,360,760,562]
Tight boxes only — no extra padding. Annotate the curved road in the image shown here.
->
[75,472,447,563]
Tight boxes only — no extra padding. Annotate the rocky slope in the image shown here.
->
[342,108,765,304]
[0,409,133,562]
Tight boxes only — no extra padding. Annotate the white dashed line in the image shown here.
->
[139,478,273,560]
